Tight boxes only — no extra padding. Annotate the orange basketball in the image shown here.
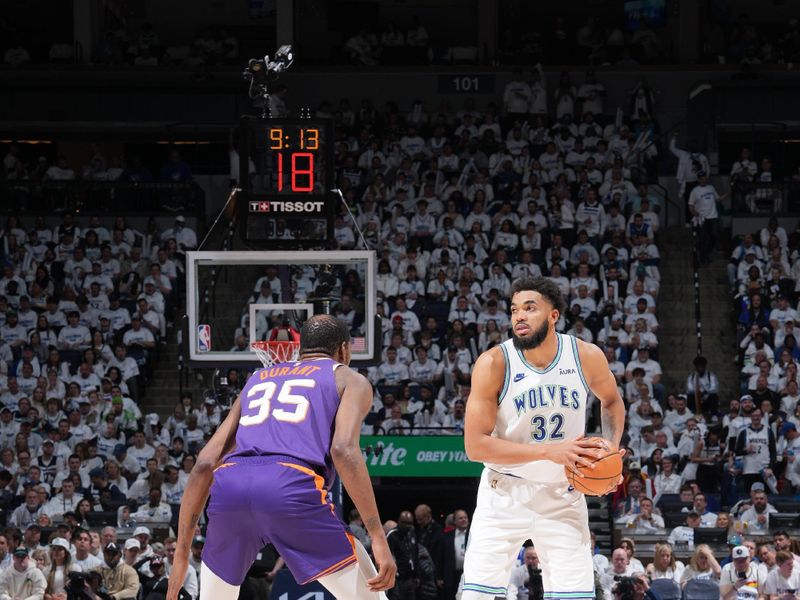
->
[564,446,623,496]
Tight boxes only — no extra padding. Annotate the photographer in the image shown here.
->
[508,546,544,600]
[720,545,766,600]
[612,573,663,600]
[65,571,112,600]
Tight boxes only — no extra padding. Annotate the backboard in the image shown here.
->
[185,250,379,368]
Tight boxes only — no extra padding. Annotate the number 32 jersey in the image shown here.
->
[227,358,342,486]
[485,334,589,483]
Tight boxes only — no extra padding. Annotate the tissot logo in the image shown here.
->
[559,368,576,375]
[249,200,325,213]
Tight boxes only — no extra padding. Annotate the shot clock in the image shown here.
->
[238,117,335,247]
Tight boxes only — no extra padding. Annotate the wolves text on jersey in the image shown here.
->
[512,384,582,416]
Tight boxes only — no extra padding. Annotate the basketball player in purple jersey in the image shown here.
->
[167,315,396,600]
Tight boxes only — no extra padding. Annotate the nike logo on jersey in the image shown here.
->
[513,373,527,382]
[559,368,576,375]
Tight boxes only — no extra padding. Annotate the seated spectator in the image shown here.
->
[0,548,46,599]
[43,537,80,598]
[646,542,684,583]
[600,547,634,599]
[668,511,701,547]
[652,455,681,505]
[382,404,410,435]
[680,492,717,528]
[131,487,172,523]
[763,550,800,598]
[738,489,777,533]
[720,545,767,600]
[94,542,140,599]
[680,544,721,588]
[618,496,664,531]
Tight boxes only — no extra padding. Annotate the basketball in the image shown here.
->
[564,445,623,496]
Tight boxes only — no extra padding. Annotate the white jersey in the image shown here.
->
[486,334,588,483]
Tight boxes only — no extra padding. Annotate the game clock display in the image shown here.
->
[238,118,335,247]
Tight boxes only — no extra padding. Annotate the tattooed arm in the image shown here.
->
[167,397,241,600]
[576,339,626,451]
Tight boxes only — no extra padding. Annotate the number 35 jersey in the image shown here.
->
[226,358,342,486]
[485,334,589,483]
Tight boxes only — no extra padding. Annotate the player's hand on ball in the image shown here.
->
[368,537,397,592]
[547,436,606,474]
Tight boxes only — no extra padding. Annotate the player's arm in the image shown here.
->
[577,339,625,451]
[166,397,241,600]
[330,368,396,592]
[464,348,604,468]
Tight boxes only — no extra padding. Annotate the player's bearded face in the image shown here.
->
[512,315,550,350]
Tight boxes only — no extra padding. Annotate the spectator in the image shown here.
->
[739,489,778,533]
[669,135,709,210]
[159,150,192,183]
[73,529,102,571]
[437,508,468,599]
[94,542,139,600]
[0,548,46,599]
[619,496,664,531]
[668,511,701,547]
[735,408,777,490]
[42,537,80,598]
[600,547,633,598]
[680,544,721,588]
[646,542,684,583]
[387,511,420,600]
[161,216,197,252]
[688,171,724,265]
[131,487,172,523]
[3,43,31,65]
[720,545,766,600]
[763,550,800,598]
[686,356,720,417]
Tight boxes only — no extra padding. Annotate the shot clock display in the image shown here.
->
[238,118,335,247]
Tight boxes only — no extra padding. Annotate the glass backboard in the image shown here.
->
[185,251,378,367]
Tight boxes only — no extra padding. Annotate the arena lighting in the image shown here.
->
[0,139,52,144]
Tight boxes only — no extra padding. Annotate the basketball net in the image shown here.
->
[251,340,300,368]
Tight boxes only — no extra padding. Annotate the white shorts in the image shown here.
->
[462,468,595,599]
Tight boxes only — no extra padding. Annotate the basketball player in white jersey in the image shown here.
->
[462,277,626,599]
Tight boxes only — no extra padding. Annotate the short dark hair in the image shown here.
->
[509,277,566,315]
[299,315,351,356]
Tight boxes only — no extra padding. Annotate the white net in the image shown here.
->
[251,341,300,368]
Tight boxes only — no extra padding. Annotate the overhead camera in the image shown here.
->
[242,45,295,117]
[268,45,294,73]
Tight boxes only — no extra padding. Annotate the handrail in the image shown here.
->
[692,225,703,359]
[648,182,682,228]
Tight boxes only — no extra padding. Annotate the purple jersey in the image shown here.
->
[226,357,341,485]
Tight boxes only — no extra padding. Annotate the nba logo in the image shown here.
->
[197,325,212,352]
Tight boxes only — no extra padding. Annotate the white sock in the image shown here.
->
[199,562,240,600]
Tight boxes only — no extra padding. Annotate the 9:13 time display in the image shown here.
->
[266,125,325,193]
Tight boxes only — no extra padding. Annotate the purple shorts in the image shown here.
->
[202,455,356,586]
